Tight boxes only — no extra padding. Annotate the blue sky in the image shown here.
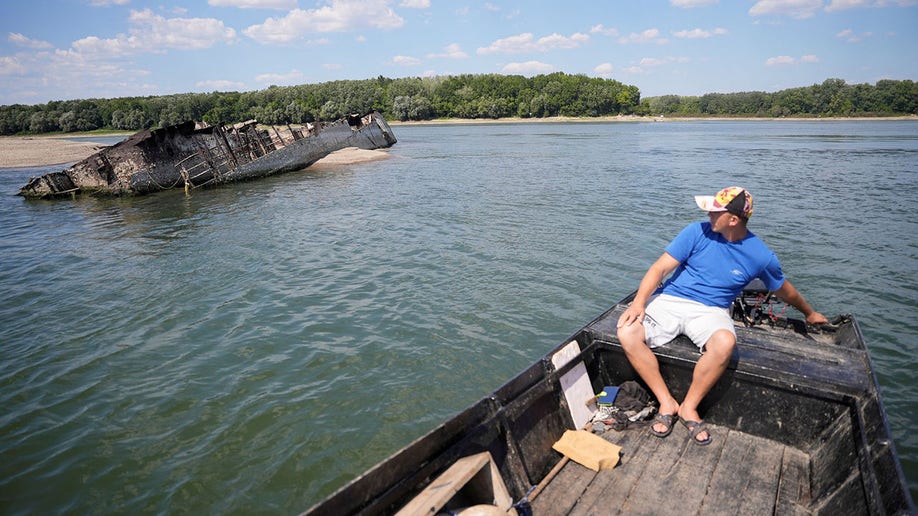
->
[1,0,916,106]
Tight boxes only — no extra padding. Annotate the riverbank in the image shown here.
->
[0,134,390,169]
[0,135,114,168]
[389,114,918,126]
[3,114,914,168]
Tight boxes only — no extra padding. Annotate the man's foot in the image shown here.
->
[650,413,676,437]
[680,419,712,445]
[678,408,711,444]
[652,399,680,436]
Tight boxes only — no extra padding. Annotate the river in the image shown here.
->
[1,120,915,512]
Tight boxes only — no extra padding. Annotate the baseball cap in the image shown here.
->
[694,186,753,220]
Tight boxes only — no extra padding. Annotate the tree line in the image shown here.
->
[643,78,917,118]
[0,74,914,136]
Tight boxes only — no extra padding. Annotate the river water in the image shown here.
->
[1,120,915,512]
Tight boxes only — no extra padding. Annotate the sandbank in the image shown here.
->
[0,135,114,169]
[0,135,390,169]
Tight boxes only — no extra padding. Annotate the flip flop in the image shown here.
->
[650,413,676,438]
[680,419,712,446]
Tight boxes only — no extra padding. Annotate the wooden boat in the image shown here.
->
[304,285,914,515]
[18,112,396,198]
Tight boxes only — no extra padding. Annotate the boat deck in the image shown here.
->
[531,421,810,515]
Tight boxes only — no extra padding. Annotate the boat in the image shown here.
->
[18,111,397,198]
[304,283,914,515]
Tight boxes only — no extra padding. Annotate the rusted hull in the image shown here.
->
[18,112,396,198]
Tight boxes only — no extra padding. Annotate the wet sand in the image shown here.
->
[0,136,390,169]
[0,136,113,168]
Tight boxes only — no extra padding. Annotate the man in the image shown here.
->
[616,187,828,445]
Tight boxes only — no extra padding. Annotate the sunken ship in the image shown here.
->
[18,111,397,198]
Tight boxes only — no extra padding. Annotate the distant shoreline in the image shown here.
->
[2,115,915,168]
[388,114,918,125]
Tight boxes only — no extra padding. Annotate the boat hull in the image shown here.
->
[304,292,913,515]
[18,112,397,198]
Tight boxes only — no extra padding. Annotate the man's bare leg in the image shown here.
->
[617,323,680,433]
[678,329,735,442]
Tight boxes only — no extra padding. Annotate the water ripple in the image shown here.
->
[1,120,916,512]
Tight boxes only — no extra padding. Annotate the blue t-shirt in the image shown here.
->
[659,222,785,308]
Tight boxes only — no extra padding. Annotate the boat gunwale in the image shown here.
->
[303,294,914,515]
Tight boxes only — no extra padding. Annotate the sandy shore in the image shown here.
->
[0,135,390,169]
[0,136,114,169]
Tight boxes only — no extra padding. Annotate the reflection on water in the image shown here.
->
[1,121,916,512]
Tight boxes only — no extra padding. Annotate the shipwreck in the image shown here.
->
[18,111,397,198]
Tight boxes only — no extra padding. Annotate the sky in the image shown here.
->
[1,0,916,106]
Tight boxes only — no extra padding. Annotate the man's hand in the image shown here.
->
[617,305,645,328]
[806,311,829,326]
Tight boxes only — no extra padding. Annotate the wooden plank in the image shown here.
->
[616,422,726,515]
[530,456,597,515]
[568,427,657,515]
[775,446,813,515]
[700,430,783,515]
[395,452,511,515]
[528,421,820,516]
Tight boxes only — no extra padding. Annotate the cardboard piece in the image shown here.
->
[551,340,597,429]
[551,430,622,472]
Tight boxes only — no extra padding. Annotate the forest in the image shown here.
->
[0,74,914,136]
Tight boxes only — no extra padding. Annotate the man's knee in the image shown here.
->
[617,322,646,351]
[704,330,736,358]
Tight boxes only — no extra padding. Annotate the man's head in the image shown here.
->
[694,186,753,222]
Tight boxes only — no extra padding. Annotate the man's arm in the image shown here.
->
[617,252,681,328]
[774,280,829,325]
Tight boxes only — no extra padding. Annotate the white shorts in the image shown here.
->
[642,294,736,350]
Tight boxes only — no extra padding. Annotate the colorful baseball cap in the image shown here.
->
[694,186,753,220]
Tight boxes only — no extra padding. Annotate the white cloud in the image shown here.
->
[622,56,689,74]
[500,61,556,75]
[477,32,589,54]
[594,62,614,78]
[208,0,297,8]
[671,0,719,6]
[70,9,236,57]
[590,24,619,37]
[765,55,796,65]
[89,0,129,6]
[391,55,422,66]
[749,0,823,19]
[427,43,468,59]
[0,56,28,75]
[673,27,728,38]
[196,79,247,90]
[255,70,305,84]
[244,0,404,44]
[765,54,818,65]
[751,0,915,17]
[9,32,54,49]
[399,0,430,7]
[618,29,668,44]
[836,28,873,41]
[826,0,918,11]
